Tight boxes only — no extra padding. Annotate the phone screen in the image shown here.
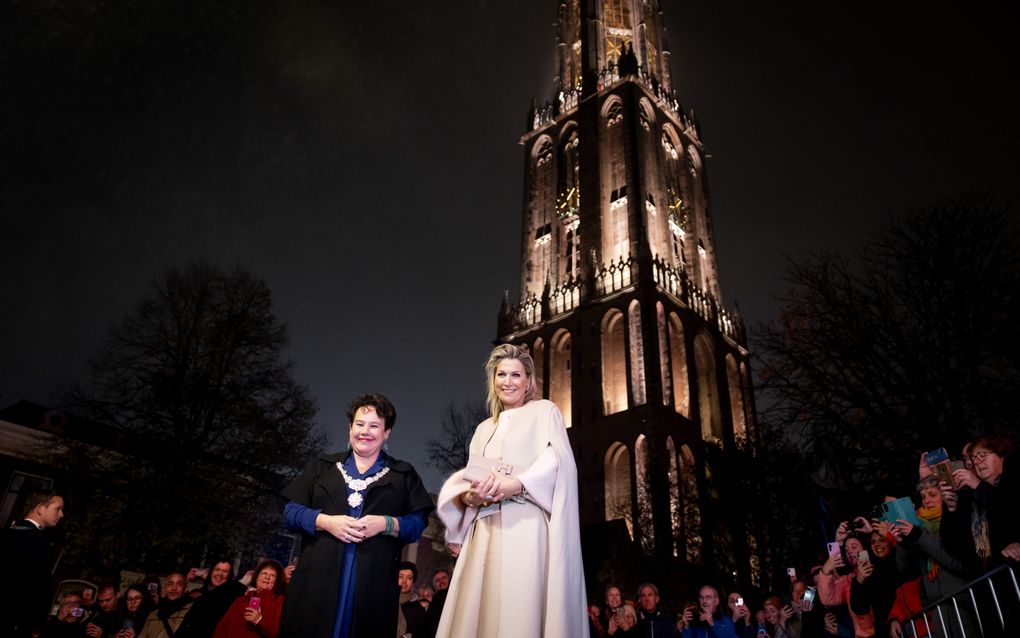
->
[857,550,870,563]
[925,447,949,465]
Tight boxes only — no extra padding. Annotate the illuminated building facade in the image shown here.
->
[497,0,765,586]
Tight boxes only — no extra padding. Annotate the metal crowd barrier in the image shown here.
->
[903,563,1019,638]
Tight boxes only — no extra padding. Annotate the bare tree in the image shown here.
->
[752,192,1020,562]
[58,261,324,572]
[426,400,488,476]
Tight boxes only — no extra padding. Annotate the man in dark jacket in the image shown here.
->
[1,491,65,638]
[636,582,678,638]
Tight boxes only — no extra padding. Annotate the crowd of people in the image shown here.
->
[3,340,1017,638]
[580,436,1018,638]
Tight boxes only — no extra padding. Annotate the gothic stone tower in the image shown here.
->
[497,0,765,588]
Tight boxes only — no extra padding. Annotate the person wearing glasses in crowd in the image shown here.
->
[941,437,1019,568]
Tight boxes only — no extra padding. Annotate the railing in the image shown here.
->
[651,255,744,343]
[503,255,746,342]
[595,255,635,296]
[549,278,582,316]
[533,62,698,134]
[901,564,1019,638]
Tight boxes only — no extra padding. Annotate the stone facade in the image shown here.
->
[497,0,766,588]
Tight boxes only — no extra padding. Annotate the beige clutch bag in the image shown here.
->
[463,456,515,482]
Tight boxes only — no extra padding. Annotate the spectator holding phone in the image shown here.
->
[816,522,875,638]
[847,528,905,638]
[726,592,754,638]
[762,597,799,638]
[941,437,1020,635]
[212,560,286,638]
[86,583,124,638]
[679,586,737,638]
[117,585,153,638]
[603,585,637,635]
[44,591,89,638]
[137,573,192,638]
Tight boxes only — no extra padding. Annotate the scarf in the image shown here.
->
[156,595,190,621]
[917,505,942,580]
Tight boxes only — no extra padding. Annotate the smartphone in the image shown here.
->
[802,586,817,611]
[736,597,744,606]
[857,550,870,563]
[70,607,84,618]
[924,447,949,465]
[123,620,134,631]
[786,567,796,578]
[147,582,159,593]
[826,542,841,557]
[249,596,261,611]
[193,567,210,579]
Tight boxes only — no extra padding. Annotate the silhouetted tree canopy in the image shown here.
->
[58,261,323,572]
[426,400,487,477]
[753,192,1020,566]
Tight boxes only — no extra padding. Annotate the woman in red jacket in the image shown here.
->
[214,560,287,638]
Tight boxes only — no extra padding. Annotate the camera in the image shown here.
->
[687,604,708,628]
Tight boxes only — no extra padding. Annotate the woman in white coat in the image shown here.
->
[435,343,589,638]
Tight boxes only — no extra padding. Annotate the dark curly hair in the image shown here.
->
[346,393,397,430]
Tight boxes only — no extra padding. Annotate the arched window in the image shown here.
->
[679,444,702,563]
[666,436,681,557]
[527,136,556,298]
[668,313,689,416]
[550,329,572,427]
[693,331,722,445]
[726,354,747,449]
[603,0,633,62]
[603,98,629,262]
[640,1,659,79]
[605,442,633,538]
[628,300,646,406]
[635,434,654,554]
[558,127,580,219]
[657,302,670,406]
[559,127,581,282]
[601,309,628,415]
[661,126,686,268]
[533,338,546,400]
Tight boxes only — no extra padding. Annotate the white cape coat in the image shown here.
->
[435,399,589,638]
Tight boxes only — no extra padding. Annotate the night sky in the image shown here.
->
[3,2,1018,491]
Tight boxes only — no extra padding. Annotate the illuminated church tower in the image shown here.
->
[497,0,764,586]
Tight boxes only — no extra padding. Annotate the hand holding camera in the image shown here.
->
[779,605,795,625]
[952,467,980,490]
[855,558,874,583]
[834,521,851,542]
[852,516,874,534]
[822,551,844,576]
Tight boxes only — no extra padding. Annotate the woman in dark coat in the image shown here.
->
[278,393,434,638]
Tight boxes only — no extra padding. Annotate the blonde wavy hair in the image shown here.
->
[484,343,536,419]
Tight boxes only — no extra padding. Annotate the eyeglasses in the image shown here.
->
[971,450,992,463]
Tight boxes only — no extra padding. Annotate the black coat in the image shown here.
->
[1,520,58,637]
[278,451,433,638]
